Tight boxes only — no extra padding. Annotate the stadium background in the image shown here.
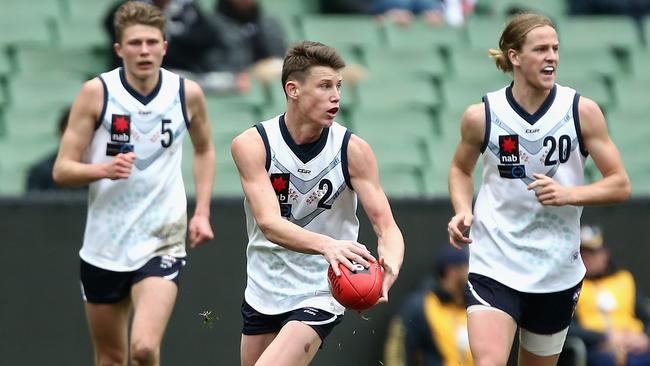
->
[1,0,649,365]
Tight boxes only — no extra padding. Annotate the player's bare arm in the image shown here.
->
[347,134,404,302]
[448,103,484,248]
[232,128,375,274]
[184,79,215,247]
[53,78,136,187]
[527,96,630,206]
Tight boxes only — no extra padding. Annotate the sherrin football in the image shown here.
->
[327,261,383,311]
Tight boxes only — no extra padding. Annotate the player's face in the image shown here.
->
[115,24,167,80]
[295,66,342,127]
[512,25,559,91]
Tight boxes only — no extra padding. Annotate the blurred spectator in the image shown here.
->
[319,0,374,14]
[25,107,87,194]
[384,246,472,366]
[569,225,650,366]
[372,0,477,27]
[212,0,288,86]
[373,0,445,27]
[568,0,650,19]
[105,0,248,94]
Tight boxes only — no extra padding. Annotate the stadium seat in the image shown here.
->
[465,16,509,51]
[11,45,106,78]
[355,74,440,110]
[383,20,468,51]
[351,105,438,139]
[53,17,109,49]
[361,46,447,81]
[0,17,56,49]
[5,74,83,114]
[300,15,386,52]
[555,15,641,51]
[489,0,568,19]
[0,134,58,196]
[62,0,114,23]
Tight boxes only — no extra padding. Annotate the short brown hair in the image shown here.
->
[281,41,346,92]
[488,12,555,73]
[113,1,166,43]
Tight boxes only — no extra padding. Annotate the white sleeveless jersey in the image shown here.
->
[80,68,189,271]
[244,115,359,315]
[470,84,587,293]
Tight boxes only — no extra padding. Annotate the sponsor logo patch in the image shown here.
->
[497,164,526,179]
[111,114,131,143]
[270,173,291,217]
[499,134,520,164]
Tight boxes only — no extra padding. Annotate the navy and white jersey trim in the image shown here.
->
[179,77,190,128]
[572,93,588,157]
[279,114,329,164]
[97,77,109,130]
[119,68,162,105]
[505,84,557,125]
[480,96,491,153]
[255,123,271,171]
[341,130,353,189]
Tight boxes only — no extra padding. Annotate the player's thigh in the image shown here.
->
[467,307,518,365]
[84,299,131,358]
[80,259,132,357]
[240,332,278,366]
[255,320,322,366]
[130,276,178,345]
[518,345,560,366]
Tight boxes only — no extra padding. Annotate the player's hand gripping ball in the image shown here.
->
[328,261,383,311]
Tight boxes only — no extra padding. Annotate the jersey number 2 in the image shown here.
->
[317,179,333,209]
[161,119,173,148]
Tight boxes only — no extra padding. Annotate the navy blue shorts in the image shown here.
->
[80,255,186,304]
[465,273,582,334]
[241,301,343,342]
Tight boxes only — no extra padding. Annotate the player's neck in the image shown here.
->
[123,68,160,97]
[511,79,551,115]
[284,108,324,145]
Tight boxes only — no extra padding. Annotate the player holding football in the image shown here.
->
[231,40,405,366]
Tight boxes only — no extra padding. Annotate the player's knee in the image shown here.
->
[473,355,509,366]
[130,339,158,365]
[95,347,127,366]
[96,353,127,366]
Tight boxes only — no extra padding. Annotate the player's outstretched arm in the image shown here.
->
[448,103,484,248]
[53,78,135,186]
[533,97,630,206]
[231,128,375,273]
[347,134,404,303]
[185,79,215,247]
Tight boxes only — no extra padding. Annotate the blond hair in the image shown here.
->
[113,1,166,43]
[489,12,555,73]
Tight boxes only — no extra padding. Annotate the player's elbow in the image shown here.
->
[257,216,278,241]
[618,176,632,202]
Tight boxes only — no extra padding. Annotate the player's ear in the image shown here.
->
[285,81,299,99]
[162,40,168,56]
[114,42,123,59]
[508,48,519,67]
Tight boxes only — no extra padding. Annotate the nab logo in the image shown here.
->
[499,135,520,164]
[270,173,292,217]
[111,114,131,143]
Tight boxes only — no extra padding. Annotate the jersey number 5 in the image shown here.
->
[161,119,173,148]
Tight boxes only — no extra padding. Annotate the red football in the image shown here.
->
[327,261,383,311]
